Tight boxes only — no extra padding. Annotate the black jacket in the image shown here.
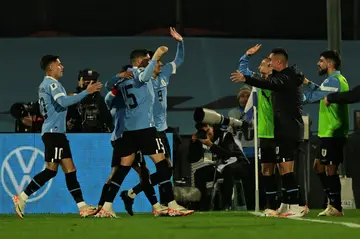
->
[327,85,360,104]
[67,91,113,132]
[244,67,304,141]
[188,130,248,164]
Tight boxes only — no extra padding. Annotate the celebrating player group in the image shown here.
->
[11,27,350,219]
[12,27,193,219]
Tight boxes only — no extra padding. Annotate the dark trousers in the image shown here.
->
[194,161,249,210]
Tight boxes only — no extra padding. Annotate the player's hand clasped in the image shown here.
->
[86,81,103,94]
[230,70,246,83]
[118,70,134,79]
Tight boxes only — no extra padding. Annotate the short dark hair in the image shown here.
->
[320,50,341,70]
[120,64,132,73]
[129,49,149,63]
[78,68,99,81]
[40,55,59,70]
[271,48,288,61]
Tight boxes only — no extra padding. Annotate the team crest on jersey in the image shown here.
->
[161,79,167,86]
[275,146,279,155]
[321,149,327,157]
[50,83,58,91]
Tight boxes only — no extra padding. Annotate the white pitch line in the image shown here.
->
[248,211,360,229]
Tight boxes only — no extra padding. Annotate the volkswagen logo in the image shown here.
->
[1,146,53,202]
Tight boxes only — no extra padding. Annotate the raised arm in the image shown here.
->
[238,54,255,76]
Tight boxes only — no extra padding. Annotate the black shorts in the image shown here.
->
[111,139,145,168]
[317,137,346,166]
[118,127,164,157]
[258,138,276,164]
[157,130,171,159]
[275,140,300,163]
[41,133,72,163]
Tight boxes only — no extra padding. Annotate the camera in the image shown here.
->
[10,101,43,133]
[193,108,245,129]
[10,102,40,119]
[194,123,208,139]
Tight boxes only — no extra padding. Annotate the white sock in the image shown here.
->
[128,189,136,199]
[77,201,86,209]
[152,203,161,209]
[20,192,28,201]
[103,202,113,211]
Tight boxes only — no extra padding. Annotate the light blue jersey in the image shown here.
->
[38,76,88,135]
[105,92,126,141]
[152,41,185,131]
[116,60,157,131]
[302,71,342,104]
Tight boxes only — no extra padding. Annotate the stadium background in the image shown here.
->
[0,0,359,214]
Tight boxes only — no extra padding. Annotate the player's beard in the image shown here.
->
[318,67,327,76]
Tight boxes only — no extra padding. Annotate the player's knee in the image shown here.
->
[313,159,324,173]
[156,159,172,182]
[33,168,57,187]
[326,165,338,176]
[261,165,274,176]
[278,161,294,175]
[44,168,57,179]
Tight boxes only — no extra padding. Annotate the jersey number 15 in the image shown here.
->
[123,85,138,109]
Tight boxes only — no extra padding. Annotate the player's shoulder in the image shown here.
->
[323,75,341,86]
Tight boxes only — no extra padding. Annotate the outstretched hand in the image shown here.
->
[230,70,246,83]
[246,44,262,56]
[170,27,183,42]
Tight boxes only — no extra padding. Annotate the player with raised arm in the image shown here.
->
[96,64,162,217]
[96,46,193,218]
[120,27,185,212]
[12,55,102,219]
[230,48,308,217]
[238,44,279,217]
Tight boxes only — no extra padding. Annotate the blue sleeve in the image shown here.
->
[160,41,185,83]
[105,75,120,91]
[173,41,185,69]
[104,92,116,110]
[49,82,88,108]
[135,60,156,83]
[302,76,340,104]
[238,54,255,76]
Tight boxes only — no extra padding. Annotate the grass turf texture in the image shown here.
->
[1,210,360,239]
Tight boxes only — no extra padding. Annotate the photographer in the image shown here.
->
[67,69,113,132]
[10,101,44,133]
[188,123,250,211]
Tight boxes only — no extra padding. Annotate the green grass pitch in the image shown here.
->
[1,210,360,239]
